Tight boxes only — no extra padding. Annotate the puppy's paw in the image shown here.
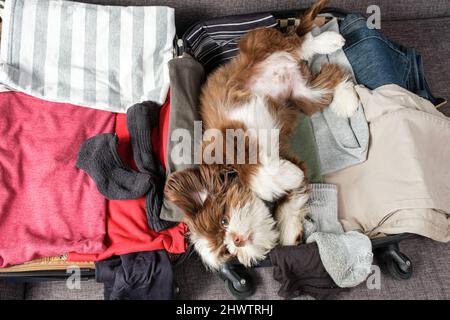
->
[279,223,304,246]
[330,80,360,118]
[313,31,346,55]
[274,160,306,192]
[251,159,305,202]
[275,190,309,246]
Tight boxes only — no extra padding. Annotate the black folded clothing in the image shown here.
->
[269,243,347,300]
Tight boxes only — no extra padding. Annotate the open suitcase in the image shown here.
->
[174,6,421,299]
[1,4,440,300]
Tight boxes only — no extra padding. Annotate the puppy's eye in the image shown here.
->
[221,217,229,227]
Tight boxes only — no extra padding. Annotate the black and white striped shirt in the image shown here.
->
[183,13,277,74]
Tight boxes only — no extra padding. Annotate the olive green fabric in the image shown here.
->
[288,114,322,183]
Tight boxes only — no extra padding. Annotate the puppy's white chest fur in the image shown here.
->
[228,94,281,170]
[250,51,309,100]
[228,95,305,204]
[228,95,280,132]
[227,53,303,133]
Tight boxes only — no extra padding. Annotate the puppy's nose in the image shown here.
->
[233,234,246,247]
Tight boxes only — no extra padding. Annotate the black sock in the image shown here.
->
[77,133,151,200]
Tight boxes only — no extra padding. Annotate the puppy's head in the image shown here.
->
[165,165,279,269]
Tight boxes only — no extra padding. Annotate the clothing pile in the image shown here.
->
[0,0,186,300]
[179,12,450,298]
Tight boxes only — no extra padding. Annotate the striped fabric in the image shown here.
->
[0,0,5,19]
[0,0,175,113]
[183,13,277,74]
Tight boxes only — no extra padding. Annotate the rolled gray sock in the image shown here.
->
[127,102,176,231]
[126,101,160,173]
[304,184,373,288]
[77,133,152,200]
[306,231,373,288]
[145,170,176,232]
[304,184,343,240]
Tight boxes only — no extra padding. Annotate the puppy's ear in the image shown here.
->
[165,166,219,218]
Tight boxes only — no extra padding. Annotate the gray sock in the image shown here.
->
[304,184,343,240]
[126,101,160,173]
[304,184,373,287]
[306,231,373,288]
[145,175,176,232]
[127,102,176,231]
[77,133,152,200]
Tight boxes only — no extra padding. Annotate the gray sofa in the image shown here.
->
[1,0,449,300]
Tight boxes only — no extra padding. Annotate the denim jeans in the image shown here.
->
[340,14,440,105]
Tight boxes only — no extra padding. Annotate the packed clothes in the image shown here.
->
[77,132,156,201]
[309,18,369,175]
[0,90,114,267]
[160,55,205,222]
[287,114,322,183]
[270,243,347,300]
[68,111,187,263]
[304,184,373,288]
[325,85,450,241]
[0,0,186,300]
[0,0,175,112]
[78,101,176,231]
[184,13,277,74]
[303,184,342,235]
[340,13,441,106]
[96,251,173,300]
[127,102,177,232]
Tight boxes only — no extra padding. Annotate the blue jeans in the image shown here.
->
[340,14,440,105]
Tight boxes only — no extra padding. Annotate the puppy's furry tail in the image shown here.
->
[296,0,329,37]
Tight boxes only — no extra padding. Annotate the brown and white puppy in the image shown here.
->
[165,0,359,269]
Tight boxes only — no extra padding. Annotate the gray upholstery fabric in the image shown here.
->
[174,258,288,300]
[74,0,450,34]
[338,237,450,300]
[24,280,104,300]
[381,17,450,103]
[3,236,449,300]
[0,280,25,300]
[173,236,450,300]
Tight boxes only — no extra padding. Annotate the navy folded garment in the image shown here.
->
[183,13,277,74]
[96,251,173,300]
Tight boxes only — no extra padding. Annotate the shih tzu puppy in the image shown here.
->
[165,0,359,269]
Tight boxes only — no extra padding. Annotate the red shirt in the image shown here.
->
[69,96,187,262]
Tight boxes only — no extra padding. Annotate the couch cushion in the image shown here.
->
[174,257,294,300]
[76,0,450,34]
[10,236,449,300]
[24,280,103,300]
[381,17,450,106]
[0,280,25,300]
[337,237,450,300]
